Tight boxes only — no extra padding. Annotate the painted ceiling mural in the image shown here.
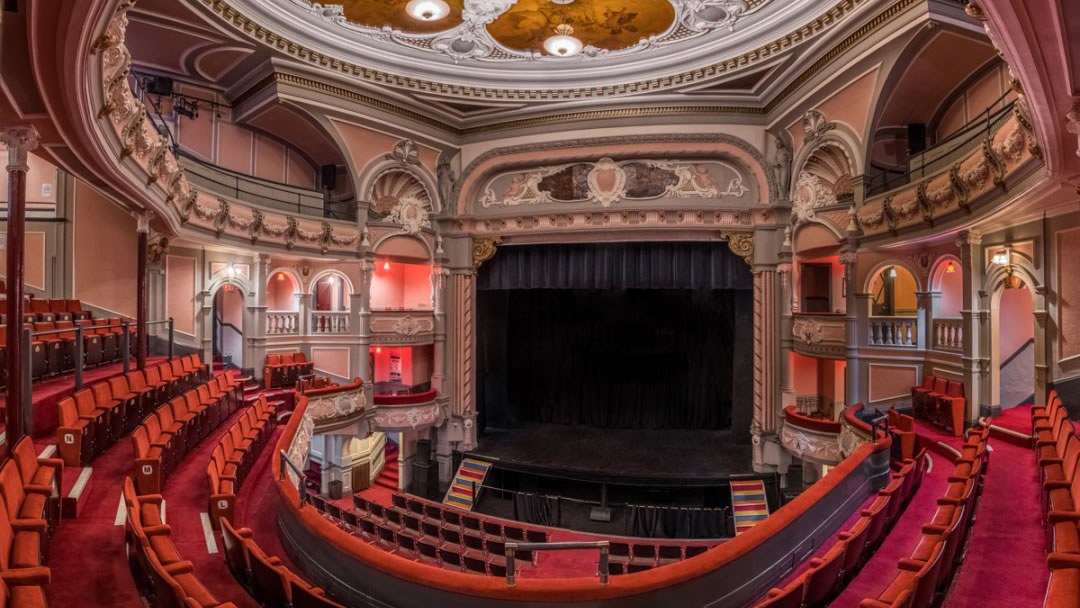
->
[480,158,753,208]
[300,0,770,62]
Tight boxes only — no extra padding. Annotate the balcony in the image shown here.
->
[780,406,842,465]
[791,313,847,359]
[369,310,435,345]
[372,389,446,432]
[311,311,350,334]
[267,312,300,335]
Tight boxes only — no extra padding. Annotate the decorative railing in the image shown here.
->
[933,318,963,352]
[372,392,446,432]
[311,311,350,334]
[839,403,875,458]
[369,310,435,344]
[266,312,299,335]
[868,316,918,348]
[791,312,847,359]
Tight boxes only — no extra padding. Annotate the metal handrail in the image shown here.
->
[279,449,309,507]
[503,541,610,586]
[27,317,175,389]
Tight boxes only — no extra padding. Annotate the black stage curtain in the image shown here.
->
[628,505,727,539]
[512,493,556,527]
[477,241,752,291]
[477,242,752,432]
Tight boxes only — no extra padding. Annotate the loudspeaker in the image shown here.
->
[907,123,927,155]
[410,461,438,499]
[415,439,432,466]
[148,77,174,96]
[320,165,337,191]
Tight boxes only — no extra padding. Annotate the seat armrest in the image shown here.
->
[137,493,164,505]
[163,561,195,575]
[897,558,925,572]
[1048,553,1080,569]
[1,567,51,586]
[1043,480,1071,490]
[38,458,65,471]
[24,483,53,495]
[11,519,48,533]
[922,524,947,535]
[1047,510,1080,523]
[142,524,173,536]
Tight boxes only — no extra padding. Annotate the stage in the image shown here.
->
[470,423,755,485]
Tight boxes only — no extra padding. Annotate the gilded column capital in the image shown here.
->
[1,126,40,172]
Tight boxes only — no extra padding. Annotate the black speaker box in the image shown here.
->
[320,164,337,191]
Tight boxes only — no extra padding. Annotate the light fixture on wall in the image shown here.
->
[544,24,583,57]
[276,272,285,281]
[888,267,898,278]
[991,249,1011,266]
[945,262,956,274]
[227,264,236,277]
[375,346,382,354]
[406,0,449,21]
[383,261,391,271]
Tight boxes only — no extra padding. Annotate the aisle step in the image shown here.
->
[730,479,770,535]
[444,458,491,511]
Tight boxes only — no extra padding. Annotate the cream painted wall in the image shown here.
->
[267,272,298,311]
[0,151,58,205]
[166,255,197,337]
[0,232,47,291]
[999,287,1034,358]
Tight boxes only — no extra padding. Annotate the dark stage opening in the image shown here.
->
[477,241,754,440]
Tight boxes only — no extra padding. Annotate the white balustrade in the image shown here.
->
[933,318,963,352]
[868,316,918,347]
[311,311,351,334]
[266,312,299,335]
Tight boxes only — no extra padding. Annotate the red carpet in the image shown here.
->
[991,405,1033,436]
[830,452,950,605]
[0,356,166,439]
[943,423,1047,608]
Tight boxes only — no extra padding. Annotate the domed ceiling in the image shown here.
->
[227,0,834,88]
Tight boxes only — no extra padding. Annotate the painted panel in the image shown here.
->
[937,264,963,318]
[73,181,137,317]
[312,347,351,379]
[166,255,197,336]
[177,85,215,161]
[403,264,433,310]
[817,68,879,141]
[1060,228,1080,361]
[791,352,819,397]
[255,136,286,183]
[964,67,1004,122]
[869,364,918,403]
[287,152,316,189]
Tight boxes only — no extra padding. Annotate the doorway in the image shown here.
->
[213,284,244,370]
[993,279,1034,409]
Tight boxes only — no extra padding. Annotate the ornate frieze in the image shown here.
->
[780,424,842,465]
[479,158,751,209]
[372,399,447,432]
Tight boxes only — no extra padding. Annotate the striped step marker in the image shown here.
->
[730,479,770,535]
[443,458,492,511]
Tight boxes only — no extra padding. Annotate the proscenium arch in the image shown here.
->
[453,133,777,215]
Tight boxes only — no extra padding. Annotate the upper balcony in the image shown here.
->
[792,313,847,359]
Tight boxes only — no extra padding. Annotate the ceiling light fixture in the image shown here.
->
[544,24,583,57]
[277,272,285,281]
[383,261,391,271]
[945,262,956,274]
[888,267,897,278]
[406,0,449,22]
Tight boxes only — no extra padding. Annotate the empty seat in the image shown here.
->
[56,397,94,467]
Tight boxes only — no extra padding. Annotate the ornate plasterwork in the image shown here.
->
[480,158,751,209]
[792,317,825,344]
[1065,104,1080,160]
[369,169,433,235]
[838,419,870,458]
[720,231,754,265]
[286,0,771,65]
[802,109,836,144]
[780,424,842,465]
[472,236,501,270]
[373,399,446,432]
[791,172,837,222]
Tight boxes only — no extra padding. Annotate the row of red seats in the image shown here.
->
[263,353,312,390]
[206,396,278,530]
[0,437,67,607]
[755,448,929,608]
[911,376,966,437]
[131,372,244,496]
[0,298,92,323]
[56,355,212,467]
[221,518,340,608]
[1031,391,1080,607]
[888,408,917,461]
[858,424,991,608]
[0,318,129,386]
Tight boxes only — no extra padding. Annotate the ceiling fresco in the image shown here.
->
[488,0,677,55]
[339,0,466,34]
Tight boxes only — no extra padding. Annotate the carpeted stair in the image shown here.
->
[730,479,770,535]
[444,458,491,511]
[373,442,400,491]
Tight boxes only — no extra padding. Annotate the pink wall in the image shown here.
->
[0,152,57,205]
[791,352,819,397]
[218,286,244,327]
[0,232,46,291]
[166,255,197,336]
[74,181,137,317]
[935,64,1013,141]
[371,346,414,385]
[371,262,432,310]
[267,273,298,311]
[1060,229,1080,360]
[312,348,350,379]
[173,85,316,188]
[999,287,1034,358]
[936,262,963,318]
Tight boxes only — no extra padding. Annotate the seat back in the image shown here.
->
[912,541,947,608]
[180,356,194,373]
[132,426,152,458]
[0,462,27,523]
[755,581,804,608]
[55,320,76,339]
[219,518,250,580]
[291,352,307,364]
[266,353,281,366]
[804,540,847,606]
[91,382,113,407]
[145,414,165,443]
[170,397,189,420]
[945,380,964,398]
[127,370,148,391]
[840,516,870,574]
[920,375,935,389]
[109,375,131,397]
[58,397,80,426]
[248,543,289,608]
[184,390,201,413]
[1062,436,1080,482]
[157,405,176,430]
[157,362,175,382]
[932,377,947,393]
[170,358,185,378]
[74,389,98,416]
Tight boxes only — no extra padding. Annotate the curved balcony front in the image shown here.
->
[369,310,435,346]
[372,389,446,432]
[792,313,847,359]
[780,406,843,465]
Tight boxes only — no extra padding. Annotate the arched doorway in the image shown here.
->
[213,284,245,370]
[867,264,919,346]
[992,276,1035,409]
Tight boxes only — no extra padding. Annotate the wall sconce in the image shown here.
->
[888,267,898,278]
[227,264,236,277]
[375,346,382,354]
[945,262,956,274]
[383,261,391,271]
[991,249,1010,265]
[276,272,286,281]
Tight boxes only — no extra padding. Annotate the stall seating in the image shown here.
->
[887,409,917,461]
[1031,392,1080,558]
[10,437,62,531]
[856,425,990,608]
[753,449,929,608]
[220,518,342,608]
[910,375,966,437]
[207,397,277,529]
[263,352,313,390]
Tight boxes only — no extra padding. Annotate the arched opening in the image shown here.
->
[371,235,433,311]
[267,270,300,312]
[213,283,245,370]
[868,264,918,317]
[992,277,1035,410]
[930,257,963,350]
[312,271,350,312]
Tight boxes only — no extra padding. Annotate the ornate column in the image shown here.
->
[840,251,861,406]
[958,231,986,422]
[249,254,269,374]
[136,213,150,369]
[3,126,39,444]
[431,265,449,393]
[752,267,781,472]
[297,293,312,336]
[778,259,795,410]
[355,259,374,410]
[1033,285,1049,406]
